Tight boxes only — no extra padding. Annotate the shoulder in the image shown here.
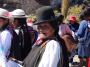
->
[80,20,87,25]
[1,29,12,37]
[47,40,59,44]
[46,40,60,49]
[79,20,88,28]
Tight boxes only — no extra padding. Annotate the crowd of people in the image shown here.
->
[0,5,90,67]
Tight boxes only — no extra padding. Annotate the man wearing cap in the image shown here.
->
[0,8,12,67]
[68,16,79,33]
[8,9,32,63]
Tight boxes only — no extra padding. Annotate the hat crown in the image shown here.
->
[0,8,9,18]
[12,9,27,18]
[36,6,55,23]
[12,9,25,16]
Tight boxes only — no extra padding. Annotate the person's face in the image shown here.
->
[70,20,75,24]
[0,18,6,29]
[37,22,55,38]
[13,19,19,28]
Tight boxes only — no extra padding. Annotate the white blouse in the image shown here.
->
[0,29,12,67]
[38,40,62,67]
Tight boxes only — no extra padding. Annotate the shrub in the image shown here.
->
[65,4,84,23]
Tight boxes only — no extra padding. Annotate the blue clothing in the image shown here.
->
[76,20,87,38]
[76,20,90,58]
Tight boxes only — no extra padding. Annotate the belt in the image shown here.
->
[9,57,23,65]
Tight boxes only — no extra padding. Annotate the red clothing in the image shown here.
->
[88,58,90,67]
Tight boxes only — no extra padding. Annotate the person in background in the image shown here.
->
[75,7,90,67]
[57,14,77,65]
[8,9,32,67]
[0,8,12,67]
[26,17,38,46]
[24,6,69,67]
[68,15,79,35]
[57,14,72,37]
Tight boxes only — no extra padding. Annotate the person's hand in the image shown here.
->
[39,33,46,39]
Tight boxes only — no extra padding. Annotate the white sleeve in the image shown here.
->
[0,30,12,67]
[0,30,12,56]
[38,40,61,67]
[0,39,6,67]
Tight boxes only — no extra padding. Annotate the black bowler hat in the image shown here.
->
[34,6,57,25]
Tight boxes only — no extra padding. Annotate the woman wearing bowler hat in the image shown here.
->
[0,8,12,67]
[24,6,69,67]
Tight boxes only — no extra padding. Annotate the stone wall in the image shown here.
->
[4,0,50,14]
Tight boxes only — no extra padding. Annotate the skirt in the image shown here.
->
[78,43,90,58]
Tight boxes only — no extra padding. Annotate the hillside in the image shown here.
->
[0,0,50,14]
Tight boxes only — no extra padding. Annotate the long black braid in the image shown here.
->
[55,33,69,67]
[49,20,69,67]
[14,18,32,60]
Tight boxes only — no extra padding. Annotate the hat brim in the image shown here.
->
[0,16,9,19]
[34,19,57,25]
[11,15,29,18]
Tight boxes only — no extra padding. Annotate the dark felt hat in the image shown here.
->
[34,6,57,25]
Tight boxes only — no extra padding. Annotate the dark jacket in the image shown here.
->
[9,26,32,61]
